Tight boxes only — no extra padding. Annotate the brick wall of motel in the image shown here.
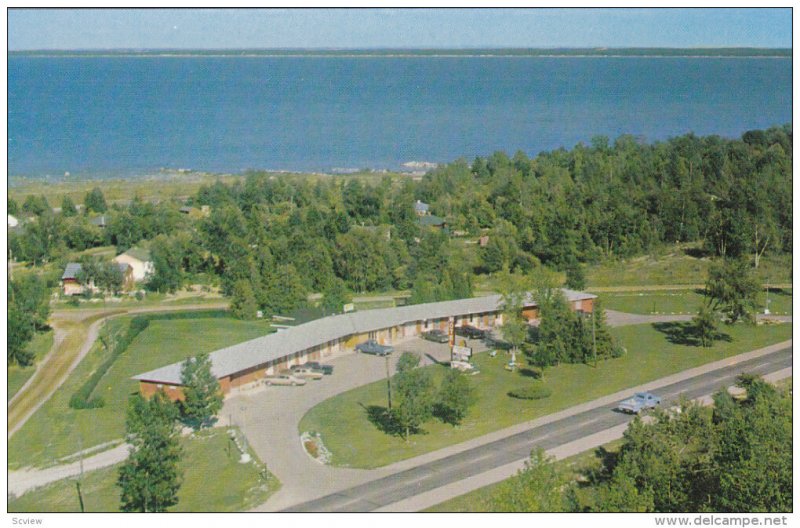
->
[138,298,592,401]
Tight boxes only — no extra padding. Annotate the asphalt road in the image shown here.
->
[285,345,792,512]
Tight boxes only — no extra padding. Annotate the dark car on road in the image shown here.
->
[421,329,450,343]
[455,325,486,339]
[302,361,334,375]
[355,339,394,356]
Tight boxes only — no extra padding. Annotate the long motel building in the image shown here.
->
[132,289,596,400]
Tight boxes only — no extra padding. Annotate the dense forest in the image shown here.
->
[8,126,792,321]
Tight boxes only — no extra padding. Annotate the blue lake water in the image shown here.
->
[7,56,792,178]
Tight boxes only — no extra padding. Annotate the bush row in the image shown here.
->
[69,316,151,409]
[507,384,552,400]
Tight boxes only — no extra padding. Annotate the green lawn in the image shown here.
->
[8,315,272,470]
[8,330,55,401]
[8,427,280,512]
[424,439,625,512]
[299,322,791,469]
[586,249,791,287]
[599,288,792,316]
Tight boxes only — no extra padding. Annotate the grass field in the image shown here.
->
[8,427,280,513]
[299,321,791,469]
[8,330,55,401]
[598,288,792,316]
[586,249,791,287]
[8,315,272,470]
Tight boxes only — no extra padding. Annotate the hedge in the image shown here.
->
[507,384,552,400]
[69,316,150,409]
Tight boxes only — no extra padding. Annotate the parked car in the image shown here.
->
[301,361,334,375]
[355,339,394,356]
[264,372,307,386]
[455,325,486,339]
[421,329,450,343]
[616,392,661,414]
[289,366,324,380]
[484,333,512,350]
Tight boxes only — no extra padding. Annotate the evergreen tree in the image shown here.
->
[230,280,258,320]
[692,304,719,347]
[8,197,19,216]
[564,260,586,290]
[61,195,78,217]
[180,352,223,429]
[8,304,35,366]
[84,187,108,213]
[117,392,182,512]
[22,194,50,216]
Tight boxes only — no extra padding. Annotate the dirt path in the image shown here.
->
[7,302,229,439]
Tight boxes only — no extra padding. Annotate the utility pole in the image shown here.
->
[385,355,392,410]
[592,311,597,368]
[76,429,85,512]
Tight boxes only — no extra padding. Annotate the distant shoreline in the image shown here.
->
[9,47,792,59]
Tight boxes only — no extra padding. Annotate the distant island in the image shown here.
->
[9,47,791,58]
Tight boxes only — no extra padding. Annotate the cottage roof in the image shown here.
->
[121,247,152,262]
[62,262,130,280]
[418,214,446,227]
[132,289,596,386]
[62,263,83,280]
[414,200,430,212]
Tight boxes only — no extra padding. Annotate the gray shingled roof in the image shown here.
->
[62,263,83,280]
[132,289,596,386]
[62,262,130,280]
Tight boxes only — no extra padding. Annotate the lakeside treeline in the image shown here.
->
[10,47,792,58]
[8,126,792,317]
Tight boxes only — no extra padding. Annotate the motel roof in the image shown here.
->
[132,289,596,386]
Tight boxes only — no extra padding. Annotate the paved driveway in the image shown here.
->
[223,335,487,511]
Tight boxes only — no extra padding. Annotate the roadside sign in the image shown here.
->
[343,303,355,313]
[448,317,455,346]
[452,345,472,362]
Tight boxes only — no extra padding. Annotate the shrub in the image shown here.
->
[612,345,626,358]
[508,384,552,400]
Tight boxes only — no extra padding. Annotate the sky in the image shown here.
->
[7,8,792,50]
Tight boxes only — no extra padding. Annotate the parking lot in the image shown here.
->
[221,333,492,510]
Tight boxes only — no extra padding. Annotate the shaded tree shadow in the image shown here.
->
[425,353,444,366]
[684,246,713,259]
[767,287,791,296]
[652,321,731,347]
[360,403,403,437]
[518,368,541,379]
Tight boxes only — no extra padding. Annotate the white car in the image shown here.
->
[289,366,324,380]
[264,373,307,386]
